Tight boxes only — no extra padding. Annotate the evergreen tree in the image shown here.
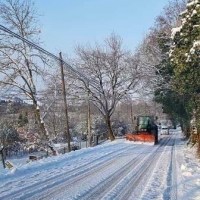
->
[24,111,29,124]
[169,0,200,151]
[153,0,194,134]
[18,112,23,127]
[18,111,29,127]
[170,0,200,100]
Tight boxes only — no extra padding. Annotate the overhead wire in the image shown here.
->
[0,24,100,91]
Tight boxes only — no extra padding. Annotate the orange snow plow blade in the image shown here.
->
[125,133,156,143]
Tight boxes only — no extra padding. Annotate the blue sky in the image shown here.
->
[35,0,170,57]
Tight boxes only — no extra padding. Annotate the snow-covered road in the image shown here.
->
[0,129,200,200]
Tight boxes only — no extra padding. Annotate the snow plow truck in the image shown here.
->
[125,116,158,145]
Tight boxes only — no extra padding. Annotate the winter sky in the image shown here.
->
[35,0,170,57]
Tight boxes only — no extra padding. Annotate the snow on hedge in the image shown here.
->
[189,40,200,54]
[171,26,182,39]
[187,0,199,7]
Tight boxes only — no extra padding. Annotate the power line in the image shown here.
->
[0,24,100,91]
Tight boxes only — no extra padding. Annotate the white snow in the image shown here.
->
[190,47,196,54]
[171,26,182,39]
[180,9,188,16]
[187,0,199,7]
[189,40,200,56]
[192,9,197,16]
[193,40,200,47]
[0,129,200,199]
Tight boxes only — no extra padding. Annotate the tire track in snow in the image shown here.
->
[72,137,171,200]
[173,131,186,199]
[170,134,178,200]
[103,136,172,200]
[139,133,180,200]
[139,136,173,200]
[162,137,176,200]
[1,143,140,200]
[32,144,151,200]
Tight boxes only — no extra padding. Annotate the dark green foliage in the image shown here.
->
[154,30,180,121]
[154,1,200,131]
[155,89,192,124]
[168,1,200,152]
[157,32,171,53]
[18,111,29,127]
[170,1,200,97]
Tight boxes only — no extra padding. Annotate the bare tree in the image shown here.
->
[0,0,49,145]
[154,0,187,34]
[134,38,163,93]
[42,73,67,140]
[74,34,141,141]
[133,0,187,96]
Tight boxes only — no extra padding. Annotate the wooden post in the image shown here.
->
[130,103,134,131]
[59,52,71,152]
[87,89,92,147]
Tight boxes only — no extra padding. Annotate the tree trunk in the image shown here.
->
[105,114,115,141]
[32,96,58,155]
[0,147,6,169]
[33,99,53,156]
[197,129,200,157]
[180,120,184,132]
[33,99,48,141]
[183,124,190,139]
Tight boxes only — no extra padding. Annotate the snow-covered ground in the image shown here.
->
[0,128,200,200]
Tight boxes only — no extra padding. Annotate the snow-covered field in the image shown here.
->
[0,128,200,200]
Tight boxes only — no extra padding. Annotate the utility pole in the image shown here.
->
[130,102,134,130]
[87,89,92,147]
[59,52,71,152]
